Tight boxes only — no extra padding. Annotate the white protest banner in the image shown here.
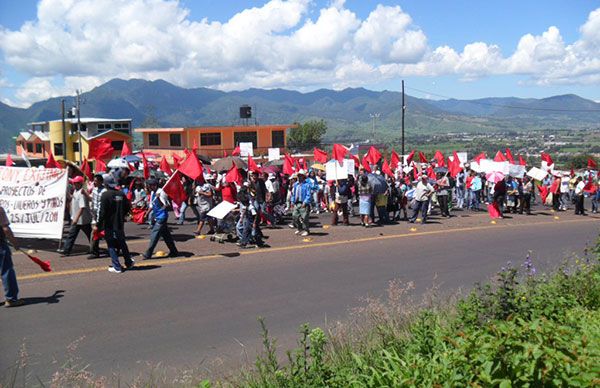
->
[343,159,355,176]
[470,161,484,173]
[207,200,237,220]
[239,142,254,157]
[480,159,509,174]
[527,167,548,181]
[267,148,280,161]
[325,160,348,181]
[0,166,67,239]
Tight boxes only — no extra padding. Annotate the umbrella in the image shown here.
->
[434,167,448,174]
[368,173,387,195]
[130,169,167,179]
[262,165,281,174]
[264,159,284,167]
[311,163,325,171]
[212,156,247,172]
[123,154,141,163]
[135,151,161,161]
[196,154,212,165]
[107,158,129,168]
[486,171,505,183]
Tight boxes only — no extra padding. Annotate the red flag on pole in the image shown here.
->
[162,171,187,206]
[505,148,515,164]
[247,155,261,173]
[19,250,51,272]
[171,153,182,169]
[449,151,462,178]
[283,153,295,175]
[365,146,382,165]
[487,203,501,219]
[541,152,553,166]
[178,153,203,181]
[473,152,486,163]
[95,158,107,173]
[126,178,136,201]
[418,151,428,163]
[192,138,198,154]
[349,153,359,167]
[225,161,243,186]
[231,146,241,156]
[88,138,114,160]
[391,150,401,169]
[493,151,507,162]
[427,166,437,179]
[588,158,597,169]
[382,159,394,177]
[403,150,413,166]
[159,157,173,175]
[121,141,132,157]
[81,158,93,180]
[434,150,445,167]
[313,148,328,163]
[5,153,14,166]
[361,155,372,173]
[518,155,527,166]
[141,152,150,179]
[332,144,348,163]
[45,148,61,169]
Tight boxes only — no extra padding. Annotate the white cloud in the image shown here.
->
[0,1,600,106]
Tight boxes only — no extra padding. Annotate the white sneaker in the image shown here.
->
[300,231,309,237]
[294,230,301,235]
[288,223,295,229]
[108,267,122,274]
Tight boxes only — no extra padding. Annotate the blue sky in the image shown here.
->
[1,0,599,107]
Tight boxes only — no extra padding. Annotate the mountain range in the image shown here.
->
[1,78,599,152]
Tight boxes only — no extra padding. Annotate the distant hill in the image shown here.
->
[1,78,599,151]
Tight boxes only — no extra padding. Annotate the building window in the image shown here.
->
[234,131,258,148]
[32,124,44,132]
[148,133,159,146]
[169,134,182,147]
[114,123,130,129]
[271,130,285,148]
[35,143,43,153]
[111,141,123,151]
[73,142,80,152]
[26,143,34,153]
[54,143,64,156]
[200,133,221,146]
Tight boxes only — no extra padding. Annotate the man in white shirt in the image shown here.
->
[574,177,586,215]
[58,176,92,256]
[409,175,435,224]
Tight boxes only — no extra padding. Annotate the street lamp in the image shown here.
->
[369,113,380,141]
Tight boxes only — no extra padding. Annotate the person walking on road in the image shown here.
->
[98,174,134,273]
[574,177,586,216]
[290,170,312,236]
[57,176,92,256]
[410,175,434,224]
[143,179,179,260]
[0,205,24,307]
[89,174,106,259]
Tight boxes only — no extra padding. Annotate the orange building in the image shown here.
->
[135,124,295,159]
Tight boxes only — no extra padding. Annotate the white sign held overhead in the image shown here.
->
[0,166,68,239]
[325,160,348,181]
[239,142,254,157]
[343,159,355,175]
[527,167,548,181]
[267,148,280,161]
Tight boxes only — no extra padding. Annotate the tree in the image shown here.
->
[287,120,327,149]
[569,154,596,169]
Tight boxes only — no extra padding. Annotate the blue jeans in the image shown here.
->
[471,190,481,210]
[1,243,18,301]
[105,229,132,271]
[455,187,465,208]
[145,219,177,258]
[410,200,430,223]
[253,200,275,224]
[236,216,252,245]
[178,201,200,224]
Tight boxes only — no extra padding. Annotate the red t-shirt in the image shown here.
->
[466,176,474,189]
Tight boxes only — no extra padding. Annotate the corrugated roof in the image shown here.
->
[28,117,132,125]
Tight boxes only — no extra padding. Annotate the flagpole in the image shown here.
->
[401,80,405,166]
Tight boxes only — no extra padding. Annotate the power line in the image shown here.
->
[405,86,600,113]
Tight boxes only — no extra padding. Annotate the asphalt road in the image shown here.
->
[1,213,598,384]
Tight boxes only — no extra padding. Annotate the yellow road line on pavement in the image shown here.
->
[18,218,597,281]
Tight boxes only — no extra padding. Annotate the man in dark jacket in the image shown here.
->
[98,174,133,273]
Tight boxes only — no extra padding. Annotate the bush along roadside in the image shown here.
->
[228,237,600,388]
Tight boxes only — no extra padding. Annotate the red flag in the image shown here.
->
[473,152,486,163]
[391,150,401,169]
[404,150,413,166]
[231,146,241,156]
[92,228,105,241]
[505,148,515,164]
[159,157,173,175]
[449,151,462,178]
[427,166,437,179]
[283,153,295,175]
[588,158,597,169]
[192,138,198,154]
[570,165,575,177]
[126,178,136,201]
[361,155,372,173]
[382,159,394,177]
[541,152,553,166]
[412,164,418,180]
[225,161,243,186]
[537,184,549,204]
[45,149,61,169]
[141,152,150,179]
[418,151,428,163]
[518,155,527,166]
[434,150,445,167]
[162,171,187,206]
[349,153,359,166]
[23,252,51,272]
[223,149,228,157]
[95,158,107,173]
[365,146,382,165]
[487,203,501,219]
[127,162,136,172]
[493,151,507,162]
[88,138,114,160]
[121,141,132,157]
[5,154,14,166]
[332,144,348,163]
[172,153,182,169]
[81,158,93,180]
[313,148,328,163]
[178,153,203,181]
[248,155,261,173]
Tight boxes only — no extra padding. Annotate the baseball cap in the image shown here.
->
[69,176,84,184]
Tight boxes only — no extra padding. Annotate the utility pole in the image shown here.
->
[61,99,66,160]
[401,80,405,163]
[76,89,82,164]
[369,113,380,142]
